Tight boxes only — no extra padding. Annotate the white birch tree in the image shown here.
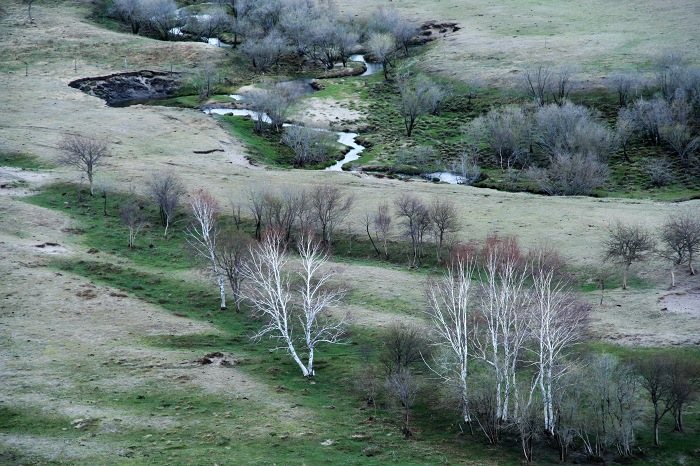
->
[529,267,590,435]
[472,252,531,422]
[187,190,227,310]
[425,260,474,425]
[243,230,345,377]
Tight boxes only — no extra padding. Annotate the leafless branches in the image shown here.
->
[186,190,227,310]
[659,209,700,276]
[281,126,336,167]
[425,260,474,425]
[602,221,655,290]
[57,135,109,196]
[396,74,444,137]
[394,194,431,268]
[119,200,144,249]
[146,172,186,237]
[309,185,354,247]
[242,230,346,377]
[217,229,252,312]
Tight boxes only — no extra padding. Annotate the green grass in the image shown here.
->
[12,182,700,464]
[0,151,54,170]
[25,182,194,270]
[218,115,295,167]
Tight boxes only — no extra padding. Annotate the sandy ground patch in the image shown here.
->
[292,97,366,131]
[0,167,54,196]
[660,285,700,316]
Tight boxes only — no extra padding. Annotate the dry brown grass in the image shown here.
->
[0,0,698,412]
[338,0,700,85]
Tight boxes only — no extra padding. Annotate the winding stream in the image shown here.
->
[204,55,381,171]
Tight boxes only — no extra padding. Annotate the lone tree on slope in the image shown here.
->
[57,135,109,196]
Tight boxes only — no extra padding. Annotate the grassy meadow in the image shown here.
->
[1,0,699,465]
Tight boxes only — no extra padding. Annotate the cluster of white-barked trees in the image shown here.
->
[425,248,596,462]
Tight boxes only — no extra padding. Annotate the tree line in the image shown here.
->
[56,133,700,463]
[107,0,418,76]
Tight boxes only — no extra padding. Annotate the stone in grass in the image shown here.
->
[362,445,382,457]
[71,418,99,430]
[321,439,334,446]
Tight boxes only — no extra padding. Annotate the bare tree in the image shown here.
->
[187,190,227,310]
[368,7,417,57]
[142,0,178,41]
[603,221,655,290]
[451,152,481,185]
[366,32,395,80]
[22,0,34,23]
[669,357,700,432]
[645,159,674,187]
[240,29,288,71]
[217,228,251,312]
[534,102,616,161]
[242,230,345,377]
[616,107,639,163]
[309,18,342,70]
[256,188,307,245]
[394,194,431,268]
[632,354,676,446]
[425,260,474,426]
[551,65,577,105]
[468,105,531,169]
[309,185,354,248]
[365,202,392,258]
[146,172,186,237]
[248,189,266,240]
[593,262,617,305]
[189,62,219,101]
[120,201,144,249]
[610,74,639,107]
[472,250,531,423]
[110,0,144,34]
[57,135,109,196]
[527,152,609,196]
[380,323,428,439]
[395,145,434,174]
[512,388,542,463]
[334,24,360,68]
[281,126,335,167]
[590,355,641,458]
[381,323,431,374]
[521,65,552,106]
[659,209,700,276]
[396,74,443,137]
[469,372,502,444]
[430,197,460,262]
[629,97,673,145]
[661,123,699,166]
[184,6,231,43]
[219,0,252,46]
[529,266,590,435]
[247,81,304,132]
[385,367,420,438]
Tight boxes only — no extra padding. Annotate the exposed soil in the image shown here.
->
[68,70,181,106]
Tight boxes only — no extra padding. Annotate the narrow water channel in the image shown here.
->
[205,55,381,171]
